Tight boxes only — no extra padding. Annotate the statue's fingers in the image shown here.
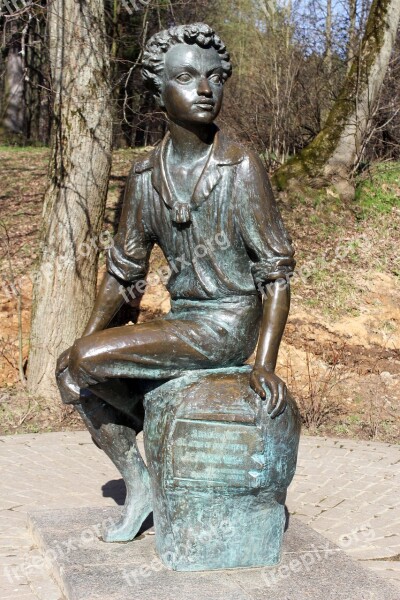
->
[266,379,279,413]
[250,374,266,399]
[270,384,287,419]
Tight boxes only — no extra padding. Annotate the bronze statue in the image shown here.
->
[56,23,295,546]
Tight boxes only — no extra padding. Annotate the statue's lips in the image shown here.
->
[193,101,215,111]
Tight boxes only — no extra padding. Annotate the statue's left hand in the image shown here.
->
[249,366,287,418]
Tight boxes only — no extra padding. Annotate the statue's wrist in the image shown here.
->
[254,361,275,372]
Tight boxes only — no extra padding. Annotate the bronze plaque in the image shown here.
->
[171,419,265,487]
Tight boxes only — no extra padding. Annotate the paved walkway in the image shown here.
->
[0,431,399,599]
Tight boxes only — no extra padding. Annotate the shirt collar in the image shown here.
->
[149,128,244,223]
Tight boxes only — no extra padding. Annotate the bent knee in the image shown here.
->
[68,338,84,373]
[56,367,81,404]
[68,336,99,388]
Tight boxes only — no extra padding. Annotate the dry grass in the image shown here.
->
[282,345,348,430]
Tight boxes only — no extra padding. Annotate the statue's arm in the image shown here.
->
[234,150,295,417]
[81,271,132,337]
[249,280,290,418]
[86,165,152,336]
[56,166,152,376]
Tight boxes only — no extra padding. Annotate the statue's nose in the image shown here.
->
[197,77,212,97]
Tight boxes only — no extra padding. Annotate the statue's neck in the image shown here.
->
[168,120,216,164]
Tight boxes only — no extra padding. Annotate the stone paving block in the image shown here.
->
[316,503,351,520]
[309,516,343,532]
[2,592,37,599]
[346,546,400,560]
[29,507,400,600]
[23,550,64,600]
[367,560,400,587]
[287,483,314,495]
[373,496,400,509]
[372,518,400,533]
[315,492,349,505]
[288,504,324,519]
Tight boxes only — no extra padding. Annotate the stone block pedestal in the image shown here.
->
[144,367,301,570]
[28,507,399,600]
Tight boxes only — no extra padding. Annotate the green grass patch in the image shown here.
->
[0,145,49,153]
[355,161,400,217]
[304,261,359,318]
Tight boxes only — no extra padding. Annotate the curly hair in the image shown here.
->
[142,23,232,94]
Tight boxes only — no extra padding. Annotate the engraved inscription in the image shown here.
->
[171,419,264,487]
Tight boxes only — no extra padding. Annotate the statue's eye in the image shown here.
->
[176,73,192,83]
[209,73,222,84]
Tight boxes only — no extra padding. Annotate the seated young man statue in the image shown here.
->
[56,23,295,543]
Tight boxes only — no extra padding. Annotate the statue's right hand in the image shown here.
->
[56,347,71,377]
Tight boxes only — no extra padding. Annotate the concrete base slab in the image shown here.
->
[28,507,398,600]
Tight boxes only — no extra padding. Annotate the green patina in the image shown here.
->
[144,368,301,571]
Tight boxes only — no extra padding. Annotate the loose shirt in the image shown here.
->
[107,130,295,302]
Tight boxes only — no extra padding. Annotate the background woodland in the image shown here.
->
[1,0,400,164]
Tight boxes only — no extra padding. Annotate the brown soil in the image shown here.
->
[0,147,399,442]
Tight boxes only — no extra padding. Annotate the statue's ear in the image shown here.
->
[143,69,164,107]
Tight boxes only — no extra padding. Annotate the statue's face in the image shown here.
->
[160,43,224,125]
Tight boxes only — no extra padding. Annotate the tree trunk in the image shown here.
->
[24,14,51,144]
[28,0,112,399]
[275,0,400,188]
[324,0,333,76]
[2,38,24,135]
[346,0,357,74]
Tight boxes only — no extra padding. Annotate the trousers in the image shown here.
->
[57,295,262,419]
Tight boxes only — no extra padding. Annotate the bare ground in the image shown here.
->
[0,147,399,442]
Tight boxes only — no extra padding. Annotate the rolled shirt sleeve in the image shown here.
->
[235,150,295,287]
[106,167,153,283]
